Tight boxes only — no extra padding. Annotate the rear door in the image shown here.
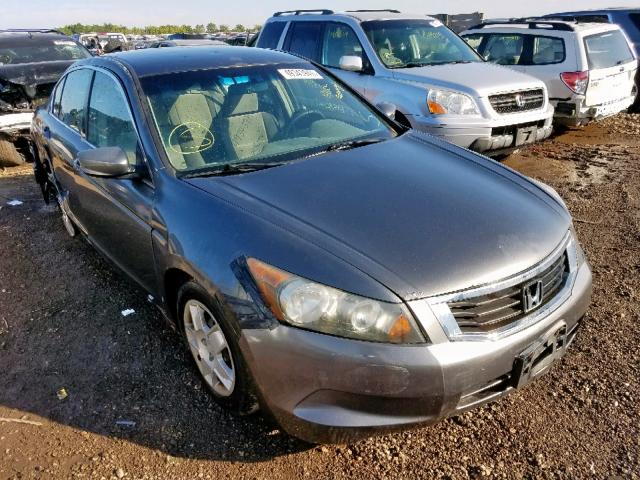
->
[527,34,572,100]
[583,29,637,106]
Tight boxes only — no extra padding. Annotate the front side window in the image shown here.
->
[0,39,90,65]
[484,34,525,65]
[532,36,565,64]
[322,23,366,68]
[362,19,482,68]
[284,22,323,62]
[87,71,140,165]
[462,34,484,51]
[141,62,397,173]
[584,30,635,69]
[257,22,286,49]
[59,68,93,135]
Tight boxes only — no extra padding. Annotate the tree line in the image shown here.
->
[58,22,262,36]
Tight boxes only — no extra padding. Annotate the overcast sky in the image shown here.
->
[2,0,638,28]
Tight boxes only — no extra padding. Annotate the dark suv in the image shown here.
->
[0,29,90,166]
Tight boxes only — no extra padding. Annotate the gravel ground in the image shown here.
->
[0,115,639,479]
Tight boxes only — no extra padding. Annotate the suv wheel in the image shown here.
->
[177,281,259,415]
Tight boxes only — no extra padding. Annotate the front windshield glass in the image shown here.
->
[0,40,90,65]
[141,62,396,173]
[362,19,483,69]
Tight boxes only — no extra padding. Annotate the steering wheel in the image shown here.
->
[282,110,325,137]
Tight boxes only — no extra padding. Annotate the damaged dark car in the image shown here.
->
[0,29,90,166]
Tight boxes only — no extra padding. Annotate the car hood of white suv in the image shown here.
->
[391,61,546,97]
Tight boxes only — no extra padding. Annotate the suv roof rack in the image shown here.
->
[346,9,401,13]
[0,28,66,35]
[468,19,576,32]
[273,9,334,17]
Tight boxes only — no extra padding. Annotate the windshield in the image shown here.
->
[0,40,90,65]
[362,19,483,68]
[141,62,397,174]
[584,30,635,69]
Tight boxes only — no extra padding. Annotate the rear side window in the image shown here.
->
[284,22,323,62]
[484,34,524,65]
[584,30,635,69]
[52,76,66,117]
[59,69,93,136]
[87,71,140,165]
[630,13,640,31]
[257,22,286,49]
[532,36,565,64]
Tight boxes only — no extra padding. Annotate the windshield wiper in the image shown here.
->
[182,162,285,178]
[325,138,386,153]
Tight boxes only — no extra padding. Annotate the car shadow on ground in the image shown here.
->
[0,171,312,462]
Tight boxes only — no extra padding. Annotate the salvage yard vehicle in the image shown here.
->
[257,9,555,156]
[31,46,591,443]
[542,8,640,112]
[0,29,90,166]
[461,20,638,126]
[147,39,227,48]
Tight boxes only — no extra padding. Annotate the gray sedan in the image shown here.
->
[30,46,591,443]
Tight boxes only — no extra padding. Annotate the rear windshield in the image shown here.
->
[584,30,635,69]
[0,39,90,65]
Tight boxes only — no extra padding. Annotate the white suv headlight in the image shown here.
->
[247,258,426,344]
[427,89,480,116]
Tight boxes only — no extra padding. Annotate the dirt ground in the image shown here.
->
[0,115,639,480]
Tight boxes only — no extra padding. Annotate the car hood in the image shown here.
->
[391,62,546,97]
[0,60,73,99]
[187,133,570,300]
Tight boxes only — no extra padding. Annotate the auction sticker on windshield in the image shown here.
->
[278,69,323,80]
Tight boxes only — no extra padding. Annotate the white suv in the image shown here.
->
[257,10,554,155]
[461,20,638,126]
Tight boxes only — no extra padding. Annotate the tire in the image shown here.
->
[0,138,26,167]
[177,281,259,415]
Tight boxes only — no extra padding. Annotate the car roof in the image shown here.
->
[0,30,74,44]
[463,20,621,35]
[268,10,436,23]
[549,8,640,15]
[82,46,308,78]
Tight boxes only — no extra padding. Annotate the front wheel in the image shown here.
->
[177,281,259,415]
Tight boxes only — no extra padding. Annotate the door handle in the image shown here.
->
[73,158,81,171]
[43,126,51,139]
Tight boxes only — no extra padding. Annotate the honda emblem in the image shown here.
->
[522,280,544,313]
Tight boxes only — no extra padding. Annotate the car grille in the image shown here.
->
[447,251,569,334]
[489,89,545,114]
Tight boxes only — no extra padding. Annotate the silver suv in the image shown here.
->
[461,20,638,126]
[257,9,555,155]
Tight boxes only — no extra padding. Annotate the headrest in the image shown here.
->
[222,83,259,116]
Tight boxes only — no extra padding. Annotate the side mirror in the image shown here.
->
[339,55,364,72]
[376,102,397,120]
[77,147,137,178]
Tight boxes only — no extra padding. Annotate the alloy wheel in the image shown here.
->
[183,299,236,397]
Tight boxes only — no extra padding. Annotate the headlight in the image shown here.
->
[246,258,426,344]
[427,89,480,116]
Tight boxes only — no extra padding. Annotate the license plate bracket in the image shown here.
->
[515,126,537,146]
[512,322,568,389]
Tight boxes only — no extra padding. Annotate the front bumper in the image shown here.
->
[408,104,554,155]
[240,261,592,443]
[0,112,33,137]
[553,94,636,127]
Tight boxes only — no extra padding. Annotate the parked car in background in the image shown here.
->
[461,20,638,126]
[30,46,591,443]
[0,29,90,166]
[147,39,227,48]
[542,9,640,111]
[257,9,554,156]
